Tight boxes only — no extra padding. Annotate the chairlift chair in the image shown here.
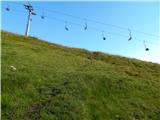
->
[5,7,10,11]
[145,48,149,51]
[102,31,106,40]
[41,9,45,19]
[84,23,87,30]
[65,26,69,31]
[128,36,132,41]
[65,22,69,31]
[128,29,132,41]
[103,37,106,40]
[83,18,88,30]
[41,16,45,19]
[143,40,149,51]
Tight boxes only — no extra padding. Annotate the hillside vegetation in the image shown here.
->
[1,31,160,120]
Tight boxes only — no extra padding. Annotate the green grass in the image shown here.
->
[1,31,160,120]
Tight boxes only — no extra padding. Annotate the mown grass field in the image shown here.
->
[1,31,160,120]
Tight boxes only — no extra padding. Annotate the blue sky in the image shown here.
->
[1,1,160,63]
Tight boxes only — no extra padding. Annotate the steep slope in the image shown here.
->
[1,31,160,120]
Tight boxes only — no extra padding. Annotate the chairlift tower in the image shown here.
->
[24,4,36,36]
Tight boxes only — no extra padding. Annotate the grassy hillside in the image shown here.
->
[1,31,160,120]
